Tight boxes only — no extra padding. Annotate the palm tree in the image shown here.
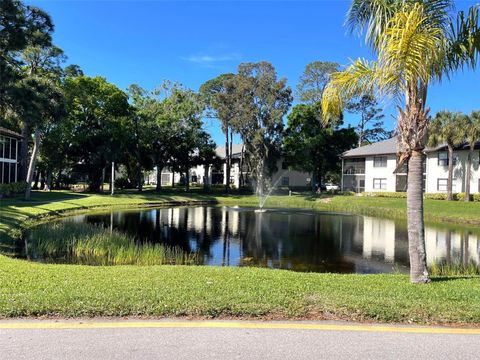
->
[322,1,480,283]
[428,111,465,201]
[464,112,480,201]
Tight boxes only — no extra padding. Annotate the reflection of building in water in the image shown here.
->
[360,216,480,267]
[362,216,396,261]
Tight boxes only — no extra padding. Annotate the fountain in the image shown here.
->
[255,170,290,213]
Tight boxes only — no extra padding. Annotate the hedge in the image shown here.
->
[0,182,27,198]
[362,191,480,202]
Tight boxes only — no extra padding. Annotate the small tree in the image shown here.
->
[346,94,388,146]
[428,111,465,201]
[296,61,339,104]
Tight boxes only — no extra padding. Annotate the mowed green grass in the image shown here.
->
[1,255,479,324]
[1,190,480,323]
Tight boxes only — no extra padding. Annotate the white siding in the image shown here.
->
[364,155,397,192]
[426,150,480,194]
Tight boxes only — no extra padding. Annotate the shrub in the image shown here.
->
[0,182,27,198]
[362,192,407,198]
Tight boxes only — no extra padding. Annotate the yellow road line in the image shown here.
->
[0,321,479,334]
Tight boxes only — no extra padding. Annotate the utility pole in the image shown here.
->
[111,161,115,195]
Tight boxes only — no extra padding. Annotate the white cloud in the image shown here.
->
[180,53,241,65]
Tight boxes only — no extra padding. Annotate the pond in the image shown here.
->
[16,206,480,273]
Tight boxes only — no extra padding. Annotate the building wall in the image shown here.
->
[271,160,311,188]
[425,149,480,194]
[364,155,397,192]
[342,149,480,194]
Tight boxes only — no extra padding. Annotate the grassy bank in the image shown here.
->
[0,255,479,323]
[1,190,480,324]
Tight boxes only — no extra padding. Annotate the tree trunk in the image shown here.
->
[32,170,40,190]
[19,124,30,181]
[203,164,210,191]
[447,144,454,201]
[407,150,430,283]
[172,171,175,187]
[24,128,41,201]
[185,169,190,191]
[465,146,473,202]
[43,170,52,192]
[225,128,230,194]
[156,165,162,192]
[100,167,105,193]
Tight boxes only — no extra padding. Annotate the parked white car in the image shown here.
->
[325,183,339,191]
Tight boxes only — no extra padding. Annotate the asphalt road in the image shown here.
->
[1,320,479,360]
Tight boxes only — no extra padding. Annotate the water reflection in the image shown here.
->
[21,206,480,273]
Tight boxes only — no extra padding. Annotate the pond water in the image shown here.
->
[18,206,480,273]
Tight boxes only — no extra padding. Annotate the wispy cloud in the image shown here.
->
[180,52,241,66]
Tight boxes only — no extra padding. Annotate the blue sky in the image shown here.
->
[29,0,480,145]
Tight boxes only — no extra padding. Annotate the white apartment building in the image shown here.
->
[342,137,480,194]
[147,144,312,189]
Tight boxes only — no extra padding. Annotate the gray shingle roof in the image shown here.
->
[342,137,398,158]
[215,144,244,158]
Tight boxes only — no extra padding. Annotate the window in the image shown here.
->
[281,176,289,186]
[437,178,456,192]
[281,162,288,170]
[438,152,457,166]
[373,156,387,167]
[10,139,16,160]
[373,178,387,190]
[0,136,4,158]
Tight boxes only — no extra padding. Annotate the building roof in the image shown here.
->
[215,144,244,158]
[343,136,480,158]
[342,137,398,158]
[0,127,22,139]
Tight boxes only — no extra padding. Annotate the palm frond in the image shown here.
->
[321,59,394,123]
[379,3,447,86]
[447,5,480,71]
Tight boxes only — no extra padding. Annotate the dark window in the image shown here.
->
[4,138,11,159]
[10,139,16,160]
[9,163,15,183]
[281,176,289,186]
[373,156,387,167]
[0,136,4,158]
[438,152,448,166]
[281,162,288,170]
[437,178,455,192]
[438,152,457,166]
[373,178,387,190]
[3,161,9,183]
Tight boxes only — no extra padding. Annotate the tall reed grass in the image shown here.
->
[26,221,199,266]
[429,259,480,276]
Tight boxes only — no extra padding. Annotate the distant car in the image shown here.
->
[325,183,339,191]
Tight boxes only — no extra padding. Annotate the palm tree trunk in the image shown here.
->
[225,128,230,194]
[447,144,454,201]
[24,128,41,201]
[407,150,430,283]
[465,146,473,202]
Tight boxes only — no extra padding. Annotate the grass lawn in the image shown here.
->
[1,189,480,324]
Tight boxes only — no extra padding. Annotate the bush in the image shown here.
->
[0,182,27,198]
[114,177,133,190]
[362,192,407,198]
